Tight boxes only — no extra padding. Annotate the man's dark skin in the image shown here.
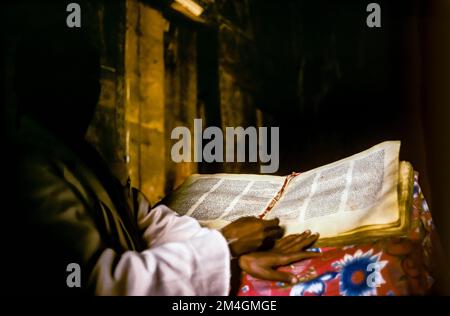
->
[9,27,320,295]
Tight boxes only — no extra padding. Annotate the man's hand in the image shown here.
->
[238,231,321,284]
[272,230,319,254]
[221,217,283,257]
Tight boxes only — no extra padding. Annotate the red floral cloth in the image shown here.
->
[238,172,437,296]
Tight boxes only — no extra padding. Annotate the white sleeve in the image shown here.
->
[88,204,231,296]
[138,203,218,248]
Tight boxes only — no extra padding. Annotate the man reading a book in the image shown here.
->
[8,28,320,295]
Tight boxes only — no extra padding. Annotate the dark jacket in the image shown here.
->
[8,117,144,295]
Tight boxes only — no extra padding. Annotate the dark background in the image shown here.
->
[2,0,450,293]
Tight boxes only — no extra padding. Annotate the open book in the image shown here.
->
[166,141,414,246]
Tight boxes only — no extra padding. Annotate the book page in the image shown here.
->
[166,173,284,229]
[266,141,400,238]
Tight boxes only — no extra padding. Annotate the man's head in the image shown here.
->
[15,27,101,140]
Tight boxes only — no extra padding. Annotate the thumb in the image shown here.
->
[262,218,280,227]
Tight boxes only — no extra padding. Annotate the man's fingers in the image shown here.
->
[277,251,322,266]
[254,267,298,284]
[277,231,312,251]
[295,233,320,250]
[274,234,300,249]
[264,226,284,240]
[262,218,280,228]
[256,226,284,251]
[276,232,318,254]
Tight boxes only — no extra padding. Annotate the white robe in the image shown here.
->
[89,204,231,296]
